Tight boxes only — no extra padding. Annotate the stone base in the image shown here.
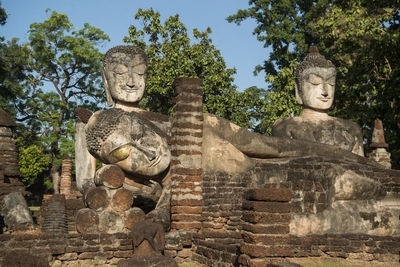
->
[117,255,178,267]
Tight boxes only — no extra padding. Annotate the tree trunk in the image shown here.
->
[94,164,125,189]
[50,165,60,194]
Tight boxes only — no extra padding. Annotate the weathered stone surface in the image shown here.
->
[241,243,294,257]
[84,186,110,211]
[117,255,177,267]
[2,251,49,267]
[267,262,304,267]
[95,164,125,189]
[333,169,384,200]
[0,192,33,231]
[75,106,93,123]
[145,206,171,232]
[124,207,145,231]
[112,188,134,211]
[131,221,165,254]
[75,208,99,233]
[272,116,364,156]
[85,104,170,178]
[202,113,376,169]
[370,118,388,148]
[41,194,68,234]
[98,210,124,234]
[245,188,292,202]
[75,121,96,193]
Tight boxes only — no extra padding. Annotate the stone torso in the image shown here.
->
[272,116,364,156]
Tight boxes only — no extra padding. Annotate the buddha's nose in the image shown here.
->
[126,73,135,88]
[321,86,328,97]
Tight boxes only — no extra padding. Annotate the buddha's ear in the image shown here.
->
[103,68,114,107]
[295,83,303,105]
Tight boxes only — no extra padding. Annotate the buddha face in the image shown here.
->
[297,67,336,111]
[103,52,147,104]
[87,111,170,177]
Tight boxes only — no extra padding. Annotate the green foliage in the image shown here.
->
[124,8,261,129]
[0,39,31,116]
[0,1,6,25]
[8,9,109,170]
[18,144,51,187]
[228,0,400,168]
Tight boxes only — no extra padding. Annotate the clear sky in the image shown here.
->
[1,0,268,91]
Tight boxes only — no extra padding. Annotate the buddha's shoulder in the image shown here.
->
[331,117,362,134]
[273,116,310,128]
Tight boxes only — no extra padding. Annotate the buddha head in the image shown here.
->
[85,109,170,178]
[103,46,148,106]
[295,46,336,112]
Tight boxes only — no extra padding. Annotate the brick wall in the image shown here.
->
[193,156,400,266]
[0,232,135,266]
[239,187,400,266]
[193,172,246,266]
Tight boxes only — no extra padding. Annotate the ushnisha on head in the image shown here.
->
[85,109,170,177]
[295,46,337,112]
[103,46,148,107]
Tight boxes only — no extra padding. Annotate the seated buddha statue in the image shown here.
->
[272,46,364,156]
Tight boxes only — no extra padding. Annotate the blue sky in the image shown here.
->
[1,0,268,91]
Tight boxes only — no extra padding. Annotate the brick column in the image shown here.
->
[239,187,293,266]
[60,157,73,198]
[170,78,203,232]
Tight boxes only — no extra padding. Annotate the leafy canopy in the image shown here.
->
[228,0,400,167]
[21,9,109,161]
[2,9,109,187]
[123,8,262,129]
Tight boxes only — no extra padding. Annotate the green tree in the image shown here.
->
[228,0,400,168]
[0,39,31,116]
[18,144,51,188]
[0,1,30,117]
[0,1,6,26]
[123,8,261,129]
[11,10,109,188]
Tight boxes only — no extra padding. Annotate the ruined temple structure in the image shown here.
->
[0,78,399,267]
[0,109,26,203]
[0,46,399,267]
[368,118,392,169]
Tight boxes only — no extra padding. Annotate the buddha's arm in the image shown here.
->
[203,114,376,165]
[75,121,96,192]
[352,126,365,157]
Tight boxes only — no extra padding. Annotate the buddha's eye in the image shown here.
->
[110,144,131,161]
[310,82,322,86]
[113,66,128,75]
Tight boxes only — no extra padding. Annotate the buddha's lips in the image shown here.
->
[318,97,331,102]
[122,88,138,92]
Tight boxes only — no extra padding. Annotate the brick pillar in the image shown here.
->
[0,109,20,178]
[170,78,203,232]
[239,187,293,266]
[60,157,73,198]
